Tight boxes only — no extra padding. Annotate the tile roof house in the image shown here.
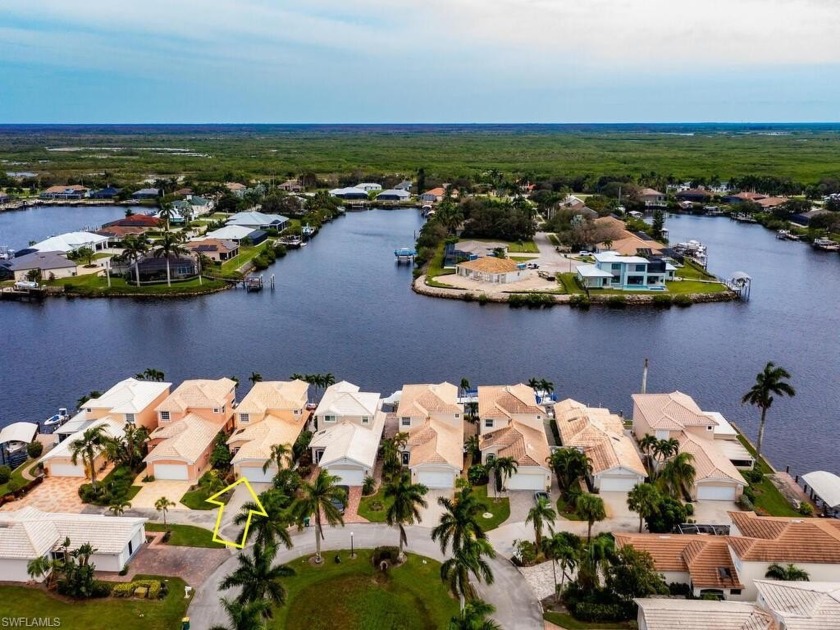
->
[398,383,464,489]
[310,410,386,487]
[616,532,745,599]
[227,380,309,483]
[478,385,551,491]
[594,216,666,257]
[226,182,247,197]
[455,256,524,284]
[0,250,77,282]
[633,392,747,501]
[754,580,840,629]
[40,418,125,479]
[634,598,775,630]
[728,511,840,599]
[39,185,89,200]
[186,238,240,262]
[637,188,667,208]
[226,211,289,231]
[144,378,236,481]
[554,398,647,492]
[0,507,146,580]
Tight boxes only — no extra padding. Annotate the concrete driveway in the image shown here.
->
[692,500,738,525]
[130,476,194,510]
[416,488,452,527]
[188,523,543,630]
[508,490,538,523]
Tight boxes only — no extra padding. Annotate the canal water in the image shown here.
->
[1,208,838,475]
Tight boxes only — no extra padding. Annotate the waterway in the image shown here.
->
[1,208,838,475]
[0,205,134,251]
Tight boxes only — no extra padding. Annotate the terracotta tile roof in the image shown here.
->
[638,188,664,197]
[632,391,716,430]
[555,398,646,477]
[423,187,445,197]
[228,415,306,464]
[478,384,543,421]
[615,533,743,589]
[103,215,162,228]
[679,431,745,485]
[456,257,520,273]
[146,413,222,463]
[186,239,239,254]
[754,580,840,629]
[634,599,775,630]
[236,380,309,415]
[728,512,840,564]
[479,421,550,468]
[594,216,665,255]
[397,383,461,418]
[406,418,463,470]
[226,182,246,191]
[156,378,236,414]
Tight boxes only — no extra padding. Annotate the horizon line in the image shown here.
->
[2,121,840,126]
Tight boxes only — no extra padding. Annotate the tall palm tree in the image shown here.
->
[542,531,580,600]
[263,443,291,475]
[249,372,263,385]
[155,496,176,527]
[487,456,518,498]
[652,438,680,472]
[76,390,101,412]
[384,469,428,559]
[158,203,176,231]
[575,493,606,542]
[538,378,555,396]
[627,483,661,533]
[219,543,295,617]
[742,362,796,460]
[104,423,149,470]
[527,377,540,390]
[638,434,659,474]
[440,537,496,610]
[290,469,344,563]
[121,234,150,287]
[235,489,293,551]
[153,230,189,287]
[525,497,557,549]
[658,452,696,500]
[547,448,592,498]
[209,597,269,630]
[448,599,501,630]
[578,532,615,590]
[464,435,481,463]
[69,425,107,485]
[432,486,487,555]
[459,378,471,398]
[764,563,810,581]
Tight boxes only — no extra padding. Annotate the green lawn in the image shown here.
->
[358,488,390,523]
[544,611,636,629]
[558,273,585,295]
[665,279,727,294]
[735,435,801,517]
[0,460,33,497]
[472,484,511,531]
[272,550,459,630]
[50,274,227,296]
[556,496,585,521]
[145,523,226,548]
[178,484,227,510]
[218,243,265,275]
[0,576,190,630]
[424,243,457,288]
[676,260,715,280]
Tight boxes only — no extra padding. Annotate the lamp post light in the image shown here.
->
[350,531,355,559]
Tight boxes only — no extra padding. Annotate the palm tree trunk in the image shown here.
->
[639,514,643,533]
[756,407,768,461]
[551,559,557,603]
[134,260,140,287]
[166,258,171,287]
[315,518,322,562]
[587,522,592,543]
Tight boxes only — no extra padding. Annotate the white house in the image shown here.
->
[637,188,667,208]
[376,189,411,202]
[0,507,146,580]
[755,580,840,628]
[30,231,110,254]
[576,251,675,290]
[226,211,289,231]
[554,398,647,492]
[634,599,774,630]
[455,257,525,284]
[354,182,382,192]
[40,418,124,478]
[477,385,552,491]
[329,187,369,200]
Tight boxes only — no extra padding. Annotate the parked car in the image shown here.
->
[534,491,550,505]
[330,485,349,514]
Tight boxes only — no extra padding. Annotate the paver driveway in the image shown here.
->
[0,476,87,513]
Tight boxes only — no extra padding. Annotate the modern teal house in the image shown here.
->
[577,251,675,290]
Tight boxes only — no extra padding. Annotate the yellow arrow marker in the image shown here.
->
[207,477,267,548]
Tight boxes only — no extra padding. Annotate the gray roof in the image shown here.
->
[1,250,76,272]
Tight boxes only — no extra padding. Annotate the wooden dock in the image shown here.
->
[0,286,47,302]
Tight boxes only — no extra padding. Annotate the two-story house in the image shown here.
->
[397,383,464,489]
[576,251,676,290]
[308,381,384,486]
[477,384,552,491]
[144,378,236,481]
[637,188,667,208]
[227,380,309,483]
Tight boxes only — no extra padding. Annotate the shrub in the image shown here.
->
[7,478,23,493]
[606,295,626,309]
[737,494,754,511]
[362,475,376,496]
[742,468,764,484]
[369,500,384,512]
[273,244,287,258]
[742,485,756,502]
[477,293,489,305]
[652,294,673,308]
[468,464,489,486]
[372,546,400,566]
[669,582,691,596]
[798,502,814,516]
[700,592,722,601]
[118,567,128,577]
[572,601,635,623]
[27,441,44,458]
[512,539,539,567]
[111,582,134,597]
[569,294,590,309]
[673,294,693,307]
[142,475,155,482]
[0,465,10,485]
[684,502,694,516]
[462,292,474,302]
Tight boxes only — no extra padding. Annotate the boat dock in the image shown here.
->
[394,247,416,264]
[0,286,47,302]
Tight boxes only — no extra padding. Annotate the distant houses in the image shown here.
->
[131,188,161,200]
[226,211,289,231]
[329,187,370,200]
[39,185,88,200]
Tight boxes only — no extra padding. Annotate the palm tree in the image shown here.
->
[219,543,295,617]
[538,378,555,397]
[108,500,132,516]
[459,378,471,398]
[765,563,810,581]
[263,443,291,475]
[103,423,149,470]
[432,486,488,555]
[658,452,696,500]
[249,372,263,385]
[69,425,107,485]
[575,493,606,542]
[525,497,557,549]
[542,531,580,600]
[26,556,54,587]
[527,377,540,390]
[209,597,269,630]
[155,496,176,527]
[153,230,189,287]
[448,599,501,630]
[76,390,101,412]
[627,483,661,533]
[440,537,496,610]
[384,469,428,559]
[121,234,150,287]
[652,438,680,472]
[578,532,615,590]
[487,456,518,498]
[235,489,293,551]
[158,203,176,231]
[547,448,592,498]
[742,362,796,460]
[290,469,344,563]
[638,434,659,474]
[464,435,481,463]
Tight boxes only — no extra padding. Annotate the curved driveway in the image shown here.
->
[187,523,543,630]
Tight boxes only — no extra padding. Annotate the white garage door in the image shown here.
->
[697,484,737,501]
[328,467,366,486]
[506,472,546,491]
[240,466,275,483]
[154,463,189,480]
[50,463,85,477]
[599,475,640,492]
[417,470,454,489]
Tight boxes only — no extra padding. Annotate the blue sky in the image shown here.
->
[1,0,839,123]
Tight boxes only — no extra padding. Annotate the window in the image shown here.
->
[611,263,621,271]
[707,425,714,431]
[454,413,460,418]
[325,415,336,423]
[401,451,410,465]
[485,453,496,463]
[361,416,370,424]
[635,264,646,272]
[160,411,170,421]
[125,413,135,424]
[213,408,220,414]
[484,418,494,429]
[294,409,301,415]
[239,413,250,423]
[730,589,741,595]
[401,417,411,427]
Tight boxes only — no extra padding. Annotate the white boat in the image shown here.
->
[43,407,69,427]
[13,280,39,291]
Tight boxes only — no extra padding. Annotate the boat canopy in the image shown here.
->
[802,471,840,509]
[0,422,38,446]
